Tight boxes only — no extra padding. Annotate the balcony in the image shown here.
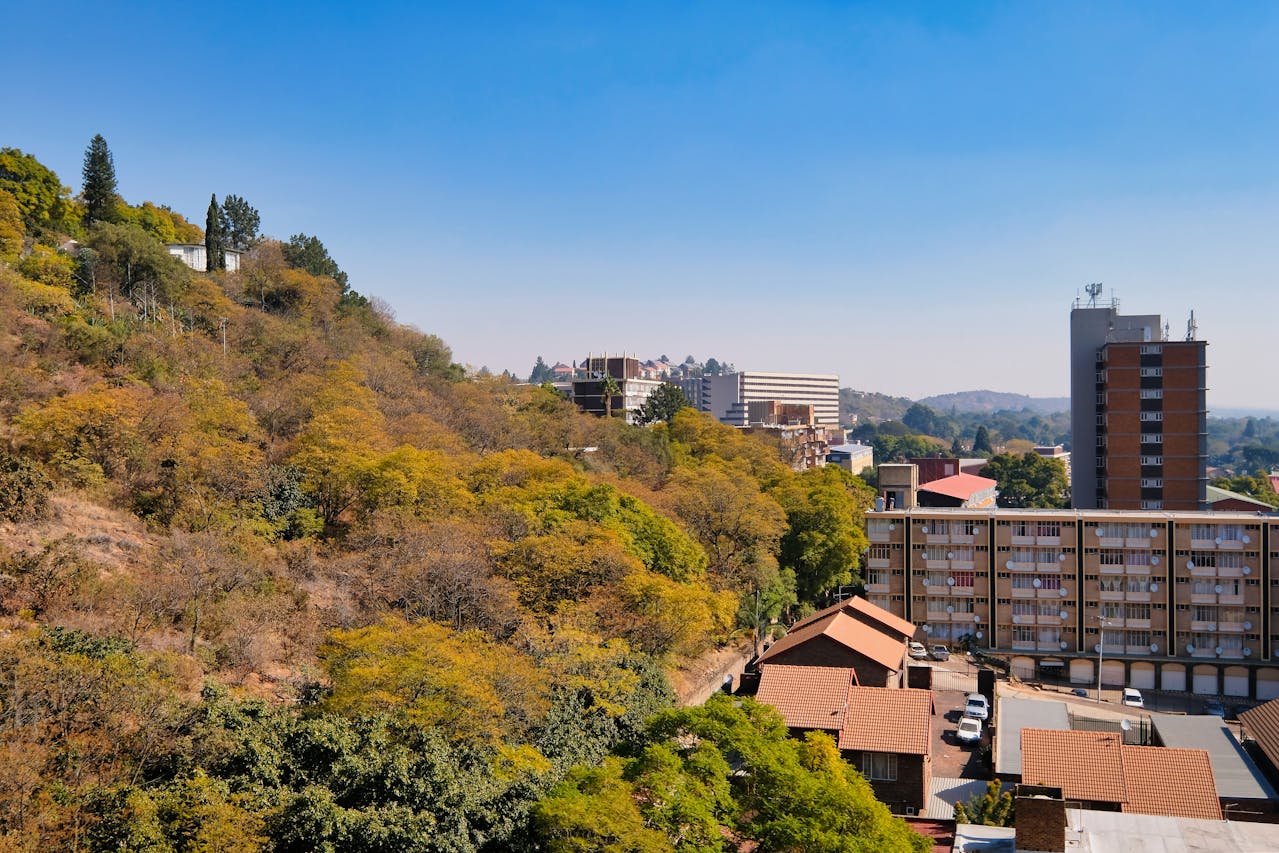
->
[1012,588,1035,599]
[1190,620,1218,632]
[1127,564,1153,575]
[1099,590,1125,601]
[950,559,976,571]
[1125,591,1151,603]
[1218,593,1245,606]
[868,531,892,543]
[1122,618,1151,630]
[1012,640,1037,651]
[1036,614,1062,625]
[1190,538,1217,550]
[1218,621,1246,633]
[950,586,976,597]
[1124,645,1153,655]
[1190,592,1217,604]
[1099,564,1125,575]
[867,557,891,569]
[1220,648,1246,659]
[1009,561,1036,572]
[1217,566,1243,578]
[950,612,979,623]
[926,610,952,622]
[924,559,949,570]
[1038,536,1062,547]
[1038,588,1066,599]
[1011,535,1035,546]
[864,582,891,594]
[1037,561,1063,571]
[1099,537,1125,548]
[1125,537,1152,548]
[1189,565,1218,577]
[1037,642,1064,652]
[949,534,976,546]
[925,533,952,545]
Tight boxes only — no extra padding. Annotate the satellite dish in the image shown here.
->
[1121,718,1132,732]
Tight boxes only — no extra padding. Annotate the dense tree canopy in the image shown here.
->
[981,451,1069,508]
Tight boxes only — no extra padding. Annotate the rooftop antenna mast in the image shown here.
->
[1186,310,1198,341]
[1085,282,1103,307]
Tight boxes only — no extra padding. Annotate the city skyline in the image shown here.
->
[4,3,1278,407]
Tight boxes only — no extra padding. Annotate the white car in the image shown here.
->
[964,693,990,721]
[1122,688,1144,708]
[957,716,983,745]
[908,641,928,660]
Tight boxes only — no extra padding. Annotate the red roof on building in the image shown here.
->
[1020,729,1221,821]
[790,595,915,640]
[755,665,931,756]
[757,610,907,671]
[917,473,997,502]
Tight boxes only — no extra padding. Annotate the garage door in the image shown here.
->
[1258,669,1279,701]
[1161,664,1186,692]
[1129,662,1156,691]
[1011,656,1036,680]
[1223,666,1249,697]
[1069,659,1093,685]
[1192,665,1219,695]
[1101,660,1125,687]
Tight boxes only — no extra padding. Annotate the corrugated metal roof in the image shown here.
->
[1150,715,1276,801]
[994,697,1070,776]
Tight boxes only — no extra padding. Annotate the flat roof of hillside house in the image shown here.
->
[1150,715,1276,801]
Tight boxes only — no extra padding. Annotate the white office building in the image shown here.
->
[701,371,840,427]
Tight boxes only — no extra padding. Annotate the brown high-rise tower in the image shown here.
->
[1071,288,1207,510]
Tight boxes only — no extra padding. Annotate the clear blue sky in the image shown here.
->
[6,2,1278,408]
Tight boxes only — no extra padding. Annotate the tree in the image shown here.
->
[953,780,1014,827]
[972,425,994,456]
[950,437,964,456]
[218,194,260,250]
[81,134,119,226]
[981,452,1069,509]
[205,194,224,271]
[1212,470,1279,507]
[282,233,349,291]
[0,190,22,257]
[0,148,78,233]
[704,357,721,376]
[903,403,943,437]
[773,466,875,604]
[634,383,690,426]
[529,356,553,384]
[600,374,621,419]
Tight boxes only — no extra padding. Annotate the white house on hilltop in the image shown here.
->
[167,243,242,273]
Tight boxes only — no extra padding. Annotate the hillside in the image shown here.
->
[0,143,929,851]
[917,389,1069,414]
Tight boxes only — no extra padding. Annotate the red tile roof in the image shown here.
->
[757,610,907,671]
[838,686,932,755]
[790,596,915,639]
[756,665,854,731]
[917,473,997,502]
[1020,729,1221,821]
[755,665,932,756]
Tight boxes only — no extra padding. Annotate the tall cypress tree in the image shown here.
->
[204,194,224,272]
[81,134,118,225]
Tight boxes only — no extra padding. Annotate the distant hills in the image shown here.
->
[917,390,1070,415]
[841,388,1069,424]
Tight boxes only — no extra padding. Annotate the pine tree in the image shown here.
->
[81,134,118,225]
[218,194,260,250]
[204,194,225,272]
[972,425,994,456]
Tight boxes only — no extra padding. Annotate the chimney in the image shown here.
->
[1013,785,1067,852]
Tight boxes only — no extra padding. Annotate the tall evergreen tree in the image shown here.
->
[81,134,118,225]
[218,194,260,250]
[972,425,994,456]
[204,194,224,272]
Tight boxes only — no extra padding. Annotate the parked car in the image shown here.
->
[957,716,983,745]
[1203,700,1226,718]
[1071,687,1089,699]
[964,693,990,721]
[930,644,950,661]
[1121,688,1144,708]
[908,641,928,660]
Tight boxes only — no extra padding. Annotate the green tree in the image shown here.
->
[219,194,261,250]
[600,374,621,419]
[81,134,119,226]
[981,452,1069,508]
[634,383,690,426]
[953,780,1014,827]
[205,193,225,271]
[0,148,78,233]
[282,233,349,291]
[773,466,875,603]
[0,189,22,257]
[1212,470,1279,507]
[972,425,994,456]
[529,356,553,384]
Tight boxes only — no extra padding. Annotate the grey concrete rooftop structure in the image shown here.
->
[1149,715,1277,802]
[995,697,1071,777]
[1063,807,1279,853]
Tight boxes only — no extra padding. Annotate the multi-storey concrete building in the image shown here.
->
[700,371,840,427]
[866,506,1279,700]
[1070,288,1207,510]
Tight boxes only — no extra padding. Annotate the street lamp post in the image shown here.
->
[1095,618,1112,703]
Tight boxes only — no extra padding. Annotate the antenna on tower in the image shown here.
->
[1186,310,1197,341]
[1085,282,1103,307]
[1163,321,1170,342]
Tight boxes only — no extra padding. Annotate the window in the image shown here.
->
[1192,605,1216,622]
[1096,393,1107,405]
[1100,551,1124,566]
[1140,367,1163,377]
[1012,548,1037,564]
[951,572,975,589]
[1039,575,1061,590]
[1012,601,1037,616]
[951,548,974,563]
[1036,548,1061,564]
[926,572,948,588]
[866,569,889,586]
[1140,388,1163,399]
[1140,455,1163,466]
[1141,433,1163,444]
[1013,626,1036,643]
[1140,411,1163,422]
[953,597,976,613]
[862,752,897,781]
[1126,576,1151,593]
[1100,602,1121,619]
[1124,550,1151,566]
[1126,603,1151,620]
[1191,524,1215,541]
[1141,499,1163,509]
[1099,576,1125,593]
[868,519,894,537]
[1038,627,1062,645]
[1036,522,1062,538]
[1140,345,1162,355]
[868,545,892,561]
[922,545,949,561]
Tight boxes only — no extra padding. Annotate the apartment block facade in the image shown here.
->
[865,507,1279,700]
[700,371,840,427]
[1071,294,1207,510]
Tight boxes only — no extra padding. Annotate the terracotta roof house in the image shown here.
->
[1020,729,1222,821]
[757,607,910,687]
[1150,715,1277,819]
[1239,699,1279,782]
[756,664,933,814]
